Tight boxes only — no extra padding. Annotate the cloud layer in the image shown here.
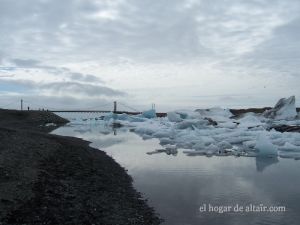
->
[0,0,300,110]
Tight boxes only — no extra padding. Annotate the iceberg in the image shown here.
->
[237,113,263,128]
[175,119,208,130]
[263,96,297,120]
[217,141,232,149]
[205,144,219,152]
[195,107,233,122]
[142,109,157,119]
[117,113,129,120]
[85,96,300,160]
[255,132,277,156]
[278,142,300,152]
[104,112,118,121]
[167,111,183,122]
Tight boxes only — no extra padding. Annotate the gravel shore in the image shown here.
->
[0,109,161,225]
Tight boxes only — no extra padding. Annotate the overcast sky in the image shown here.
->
[0,0,300,111]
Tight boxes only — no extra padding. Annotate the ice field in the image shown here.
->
[59,96,300,160]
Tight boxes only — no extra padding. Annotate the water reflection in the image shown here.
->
[256,157,279,172]
[52,122,300,225]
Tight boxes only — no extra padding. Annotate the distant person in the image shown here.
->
[27,106,30,111]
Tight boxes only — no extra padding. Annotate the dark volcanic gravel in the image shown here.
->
[0,109,161,225]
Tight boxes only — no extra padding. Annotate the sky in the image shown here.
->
[0,0,300,111]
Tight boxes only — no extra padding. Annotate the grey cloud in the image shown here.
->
[1,0,299,63]
[242,17,300,76]
[1,0,300,109]
[0,67,16,71]
[12,59,41,67]
[2,79,36,88]
[8,58,65,75]
[70,73,104,83]
[0,0,297,62]
[1,0,299,66]
[41,81,124,97]
[0,0,209,62]
[0,78,125,97]
[6,58,104,84]
[85,74,104,83]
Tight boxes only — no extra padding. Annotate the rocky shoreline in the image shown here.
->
[0,109,161,225]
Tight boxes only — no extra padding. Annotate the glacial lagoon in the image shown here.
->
[53,116,300,225]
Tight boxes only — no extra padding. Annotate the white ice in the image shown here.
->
[57,96,300,160]
[255,132,278,156]
[263,96,297,120]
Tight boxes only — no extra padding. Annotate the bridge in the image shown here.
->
[50,110,140,114]
[0,99,167,117]
[50,110,167,117]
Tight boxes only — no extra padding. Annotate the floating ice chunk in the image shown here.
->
[153,130,171,138]
[217,121,237,129]
[135,127,155,135]
[196,107,233,122]
[45,123,56,127]
[147,147,178,156]
[104,112,118,121]
[117,113,129,120]
[278,152,300,159]
[217,141,232,149]
[175,111,189,119]
[255,132,278,156]
[128,116,146,122]
[181,110,204,120]
[101,101,300,160]
[142,109,157,119]
[167,111,183,122]
[74,127,92,134]
[205,144,219,152]
[176,119,207,129]
[196,107,233,117]
[243,140,256,149]
[200,136,215,146]
[191,136,216,150]
[278,142,300,152]
[227,136,254,145]
[193,142,206,150]
[204,144,219,156]
[164,144,177,150]
[263,96,297,120]
[238,114,263,128]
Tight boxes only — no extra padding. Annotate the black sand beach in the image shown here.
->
[0,109,161,225]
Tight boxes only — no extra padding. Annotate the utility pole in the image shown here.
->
[21,99,23,111]
[113,101,117,113]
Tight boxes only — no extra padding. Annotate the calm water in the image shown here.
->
[53,122,300,225]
